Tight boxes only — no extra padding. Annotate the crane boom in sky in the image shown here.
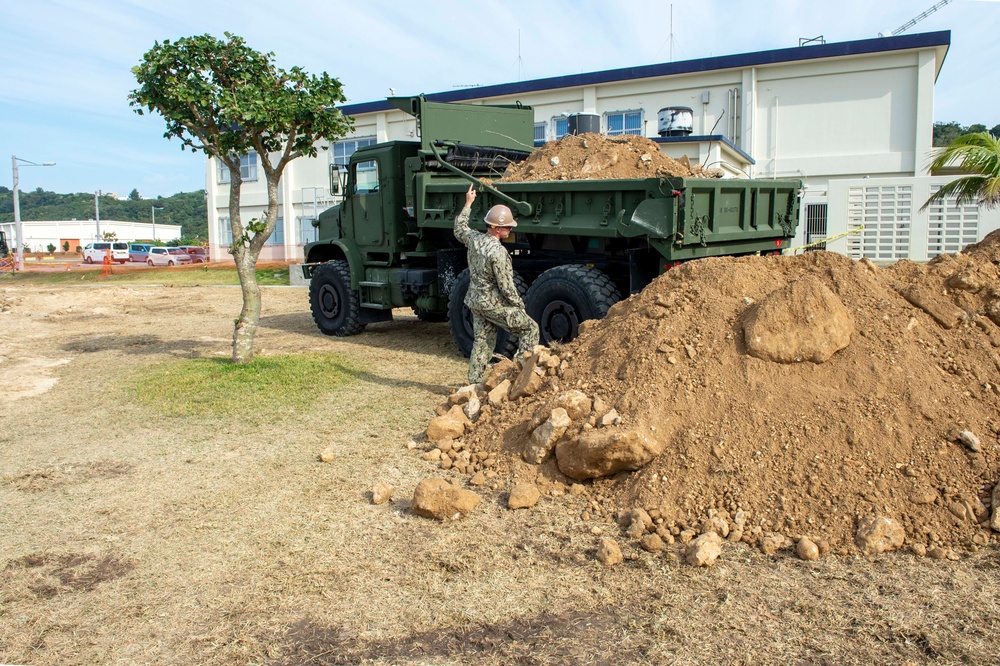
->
[879,0,955,37]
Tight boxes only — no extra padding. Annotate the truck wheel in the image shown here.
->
[447,268,528,358]
[525,265,621,345]
[84,256,93,264]
[310,260,365,337]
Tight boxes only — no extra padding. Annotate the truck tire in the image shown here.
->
[525,265,621,345]
[447,268,528,358]
[310,260,365,337]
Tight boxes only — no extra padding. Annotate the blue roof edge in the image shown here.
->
[339,31,951,116]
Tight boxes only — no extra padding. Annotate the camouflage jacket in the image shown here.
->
[454,206,523,310]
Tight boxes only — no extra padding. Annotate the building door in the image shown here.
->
[805,204,828,251]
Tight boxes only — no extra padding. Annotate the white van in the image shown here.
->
[83,242,129,264]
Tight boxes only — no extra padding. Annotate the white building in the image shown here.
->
[0,220,181,253]
[206,30,999,263]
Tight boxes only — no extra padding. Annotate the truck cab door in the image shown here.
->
[349,158,385,248]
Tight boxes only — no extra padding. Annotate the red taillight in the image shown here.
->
[775,240,782,246]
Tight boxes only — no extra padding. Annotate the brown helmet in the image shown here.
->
[484,204,517,228]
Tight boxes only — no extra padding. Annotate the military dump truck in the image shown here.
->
[302,96,801,355]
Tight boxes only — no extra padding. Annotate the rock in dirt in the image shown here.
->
[411,478,481,520]
[897,285,965,329]
[487,379,511,407]
[508,483,541,509]
[484,359,517,391]
[685,532,722,567]
[855,515,905,554]
[371,482,395,505]
[796,537,820,561]
[426,405,469,442]
[319,447,336,463]
[743,275,854,364]
[509,354,544,400]
[555,429,663,480]
[596,537,624,566]
[640,534,665,552]
[523,407,571,464]
[958,430,981,453]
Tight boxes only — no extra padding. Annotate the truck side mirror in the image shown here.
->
[330,164,343,195]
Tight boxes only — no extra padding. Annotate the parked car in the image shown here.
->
[83,242,129,264]
[179,246,209,263]
[129,243,153,262]
[147,247,192,266]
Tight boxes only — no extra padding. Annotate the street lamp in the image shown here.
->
[151,204,164,241]
[11,155,56,271]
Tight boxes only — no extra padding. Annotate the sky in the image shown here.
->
[2,0,998,200]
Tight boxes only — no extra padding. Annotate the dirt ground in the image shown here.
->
[1,276,999,665]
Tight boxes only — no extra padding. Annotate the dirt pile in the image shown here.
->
[427,231,1000,559]
[501,133,724,182]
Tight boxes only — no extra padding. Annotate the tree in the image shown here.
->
[129,188,142,200]
[129,33,353,363]
[922,131,1000,211]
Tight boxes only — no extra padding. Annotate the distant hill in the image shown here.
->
[0,189,208,242]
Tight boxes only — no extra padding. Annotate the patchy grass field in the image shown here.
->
[0,279,997,665]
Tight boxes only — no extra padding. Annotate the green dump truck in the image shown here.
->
[303,95,801,354]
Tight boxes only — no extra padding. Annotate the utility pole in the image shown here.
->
[95,191,101,239]
[11,155,56,271]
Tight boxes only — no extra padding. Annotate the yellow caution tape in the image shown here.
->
[782,225,865,255]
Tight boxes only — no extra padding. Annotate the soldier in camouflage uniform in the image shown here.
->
[454,185,539,384]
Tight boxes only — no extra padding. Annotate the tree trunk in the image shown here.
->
[232,250,261,363]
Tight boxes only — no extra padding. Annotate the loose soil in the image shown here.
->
[452,235,1000,559]
[501,132,724,182]
[1,254,999,664]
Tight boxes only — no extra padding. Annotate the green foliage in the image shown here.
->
[46,243,56,253]
[62,241,69,252]
[0,189,208,240]
[922,132,1000,210]
[102,231,118,241]
[129,188,141,200]
[133,353,354,418]
[933,121,999,147]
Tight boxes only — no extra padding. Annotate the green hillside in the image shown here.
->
[0,188,208,242]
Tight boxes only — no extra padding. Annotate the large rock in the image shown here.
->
[523,407,572,464]
[509,354,544,400]
[508,483,541,509]
[555,429,663,480]
[991,482,1000,532]
[685,532,722,567]
[411,478,481,520]
[897,285,965,329]
[743,275,854,364]
[596,538,623,566]
[426,405,469,442]
[855,515,905,554]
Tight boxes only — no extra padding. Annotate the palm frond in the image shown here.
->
[922,132,1000,210]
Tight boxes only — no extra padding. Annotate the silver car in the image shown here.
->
[147,247,192,266]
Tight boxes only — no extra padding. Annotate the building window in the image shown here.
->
[805,204,828,251]
[605,110,643,136]
[331,136,377,168]
[553,116,568,140]
[218,216,233,246]
[264,217,284,246]
[299,216,318,245]
[534,122,547,145]
[218,152,259,184]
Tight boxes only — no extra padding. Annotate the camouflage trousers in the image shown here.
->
[468,305,539,385]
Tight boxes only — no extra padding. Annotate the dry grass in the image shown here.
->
[0,283,997,665]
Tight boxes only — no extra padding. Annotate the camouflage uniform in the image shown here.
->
[454,205,539,384]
